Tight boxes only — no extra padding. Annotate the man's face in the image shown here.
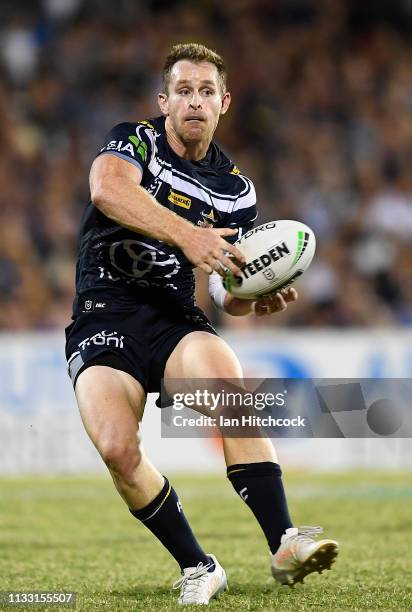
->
[158,60,231,145]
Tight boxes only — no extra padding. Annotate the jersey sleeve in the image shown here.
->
[224,176,258,244]
[96,122,154,172]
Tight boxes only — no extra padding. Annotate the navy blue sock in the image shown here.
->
[130,477,210,570]
[227,462,293,553]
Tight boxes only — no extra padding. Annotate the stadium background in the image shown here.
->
[1,2,411,610]
[1,0,411,473]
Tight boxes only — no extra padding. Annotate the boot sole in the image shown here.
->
[273,541,339,587]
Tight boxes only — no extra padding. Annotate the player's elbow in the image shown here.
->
[91,183,117,215]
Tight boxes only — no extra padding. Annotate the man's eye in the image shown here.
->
[180,89,190,95]
[203,89,213,96]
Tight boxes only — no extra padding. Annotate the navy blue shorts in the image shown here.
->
[65,301,217,395]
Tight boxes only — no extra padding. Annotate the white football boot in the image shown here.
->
[173,554,227,605]
[271,526,338,587]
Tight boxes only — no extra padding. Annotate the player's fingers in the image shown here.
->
[217,253,242,276]
[254,302,270,317]
[281,287,298,302]
[198,262,213,275]
[211,259,225,277]
[204,253,228,277]
[215,227,238,237]
[221,241,246,265]
[269,292,287,311]
[256,292,287,313]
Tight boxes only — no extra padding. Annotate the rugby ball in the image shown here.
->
[223,220,316,299]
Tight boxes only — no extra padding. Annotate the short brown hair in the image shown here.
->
[162,43,227,95]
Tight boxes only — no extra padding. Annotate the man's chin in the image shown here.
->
[184,127,205,141]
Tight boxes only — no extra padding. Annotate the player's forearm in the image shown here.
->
[92,176,193,247]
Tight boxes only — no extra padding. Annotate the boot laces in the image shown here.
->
[173,561,213,603]
[294,525,323,542]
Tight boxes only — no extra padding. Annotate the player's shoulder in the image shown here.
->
[212,142,256,199]
[104,118,161,140]
[99,118,163,163]
[229,164,256,196]
[226,162,256,208]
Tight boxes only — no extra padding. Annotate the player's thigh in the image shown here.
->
[75,365,146,459]
[165,331,278,463]
[164,331,243,379]
[164,331,243,413]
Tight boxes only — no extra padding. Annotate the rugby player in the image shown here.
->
[65,43,338,605]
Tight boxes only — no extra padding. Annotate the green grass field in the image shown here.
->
[1,472,411,611]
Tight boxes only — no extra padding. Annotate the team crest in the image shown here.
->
[201,209,217,223]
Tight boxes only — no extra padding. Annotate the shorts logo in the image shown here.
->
[78,330,124,351]
[168,191,192,209]
[82,300,109,312]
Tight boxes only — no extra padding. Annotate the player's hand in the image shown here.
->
[254,288,298,317]
[180,226,245,276]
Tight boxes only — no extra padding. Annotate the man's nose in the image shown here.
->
[189,91,202,108]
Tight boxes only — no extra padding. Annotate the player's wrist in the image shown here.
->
[172,220,197,249]
[223,294,255,316]
[157,214,193,248]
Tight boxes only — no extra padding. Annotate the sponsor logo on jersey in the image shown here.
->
[102,140,136,157]
[168,191,192,209]
[109,239,181,280]
[128,135,148,162]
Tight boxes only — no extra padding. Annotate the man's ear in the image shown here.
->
[220,91,231,115]
[158,92,169,116]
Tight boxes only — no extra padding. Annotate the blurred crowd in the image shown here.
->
[1,0,412,329]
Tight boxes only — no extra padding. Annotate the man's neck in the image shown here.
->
[165,117,210,161]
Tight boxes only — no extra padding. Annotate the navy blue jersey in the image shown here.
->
[72,116,257,316]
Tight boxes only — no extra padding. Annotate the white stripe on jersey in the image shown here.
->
[136,125,256,213]
[169,173,256,213]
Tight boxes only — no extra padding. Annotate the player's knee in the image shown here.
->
[200,348,243,379]
[200,362,242,379]
[99,437,142,484]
